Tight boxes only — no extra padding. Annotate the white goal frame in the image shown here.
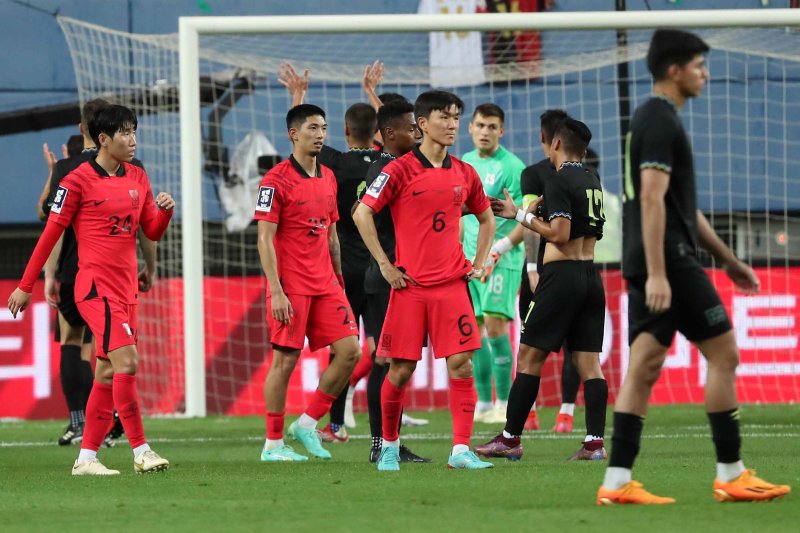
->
[178,9,800,417]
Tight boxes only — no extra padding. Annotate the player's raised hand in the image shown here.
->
[362,60,384,93]
[380,262,416,289]
[270,290,293,324]
[42,143,57,173]
[645,274,671,314]
[724,259,760,293]
[8,288,32,319]
[489,188,518,219]
[155,192,175,211]
[278,63,309,106]
[60,143,69,159]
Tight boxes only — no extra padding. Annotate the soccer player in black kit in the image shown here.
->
[476,118,608,462]
[597,30,790,505]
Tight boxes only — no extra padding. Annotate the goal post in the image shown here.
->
[57,8,800,418]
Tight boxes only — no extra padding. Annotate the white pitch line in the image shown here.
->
[1,431,797,448]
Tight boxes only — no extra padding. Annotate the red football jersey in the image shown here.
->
[254,155,340,295]
[360,146,490,286]
[48,159,172,304]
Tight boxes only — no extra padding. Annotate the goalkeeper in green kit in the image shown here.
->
[461,103,526,424]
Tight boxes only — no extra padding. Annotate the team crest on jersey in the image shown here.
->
[255,186,275,212]
[452,185,464,206]
[129,189,139,209]
[51,186,68,214]
[366,172,389,198]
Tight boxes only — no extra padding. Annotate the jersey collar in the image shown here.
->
[412,145,451,169]
[559,161,582,170]
[289,154,322,179]
[652,92,679,113]
[89,157,126,178]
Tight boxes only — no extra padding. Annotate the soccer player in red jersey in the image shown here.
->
[256,104,362,462]
[354,90,497,470]
[8,105,174,476]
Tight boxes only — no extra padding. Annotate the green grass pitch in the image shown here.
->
[1,405,797,532]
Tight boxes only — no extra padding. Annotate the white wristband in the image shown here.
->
[491,236,513,256]
[515,208,526,223]
[527,262,537,273]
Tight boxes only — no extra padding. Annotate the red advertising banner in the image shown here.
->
[1,268,798,419]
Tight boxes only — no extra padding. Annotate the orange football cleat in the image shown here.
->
[597,481,676,505]
[553,413,574,433]
[523,410,539,431]
[713,470,791,502]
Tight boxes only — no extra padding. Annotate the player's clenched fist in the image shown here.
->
[8,287,32,319]
[155,192,175,211]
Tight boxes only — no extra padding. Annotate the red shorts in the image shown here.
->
[267,290,358,352]
[377,278,481,360]
[76,297,137,359]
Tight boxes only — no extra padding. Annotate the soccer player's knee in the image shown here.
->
[707,347,740,373]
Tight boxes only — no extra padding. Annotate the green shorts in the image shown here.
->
[468,267,518,320]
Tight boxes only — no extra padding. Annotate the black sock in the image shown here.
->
[561,350,581,404]
[609,412,644,469]
[79,359,93,408]
[504,372,540,437]
[329,383,347,427]
[583,378,608,439]
[367,359,387,439]
[60,345,85,420]
[707,408,742,463]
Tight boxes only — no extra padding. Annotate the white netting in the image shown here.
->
[57,15,800,415]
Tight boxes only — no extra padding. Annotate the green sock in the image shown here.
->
[488,334,513,401]
[473,337,493,403]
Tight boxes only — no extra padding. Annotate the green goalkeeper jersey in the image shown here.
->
[461,145,525,271]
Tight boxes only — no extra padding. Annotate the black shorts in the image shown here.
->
[363,289,390,340]
[54,282,92,344]
[343,269,367,326]
[520,260,605,353]
[626,260,731,347]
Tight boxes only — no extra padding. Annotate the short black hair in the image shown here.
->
[286,104,326,131]
[344,103,377,143]
[540,109,569,144]
[377,99,415,137]
[584,147,600,171]
[66,134,84,158]
[414,90,464,121]
[647,29,710,81]
[472,103,504,124]
[553,118,592,157]
[81,98,110,128]
[88,104,137,148]
[378,92,409,105]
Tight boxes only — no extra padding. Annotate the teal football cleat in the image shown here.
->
[377,446,401,471]
[288,421,331,460]
[260,444,309,462]
[447,450,494,470]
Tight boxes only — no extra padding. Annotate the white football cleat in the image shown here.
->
[72,458,120,476]
[134,450,170,474]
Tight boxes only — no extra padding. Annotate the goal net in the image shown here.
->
[57,10,800,417]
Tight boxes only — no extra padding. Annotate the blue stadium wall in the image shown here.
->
[0,0,795,223]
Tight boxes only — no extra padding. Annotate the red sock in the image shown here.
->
[450,377,477,446]
[265,411,285,440]
[350,352,373,387]
[113,373,146,448]
[381,378,406,442]
[304,388,337,421]
[82,381,114,452]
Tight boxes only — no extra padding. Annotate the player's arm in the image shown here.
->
[328,222,345,288]
[696,210,759,293]
[257,220,292,323]
[278,62,308,108]
[640,167,671,313]
[137,229,157,292]
[9,220,67,317]
[493,189,568,243]
[139,187,175,241]
[43,234,64,308]
[353,203,415,288]
[469,206,496,281]
[362,60,384,111]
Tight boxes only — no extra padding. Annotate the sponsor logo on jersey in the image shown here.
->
[366,172,390,198]
[256,186,275,212]
[51,186,69,214]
